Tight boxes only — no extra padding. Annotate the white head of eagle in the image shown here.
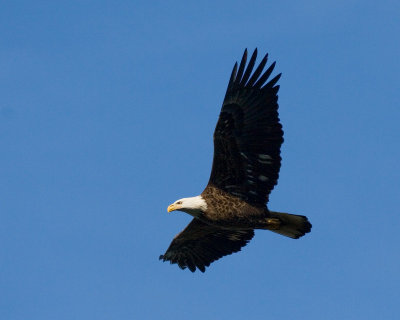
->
[167,196,208,217]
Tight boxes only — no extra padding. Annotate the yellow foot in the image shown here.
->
[266,218,281,230]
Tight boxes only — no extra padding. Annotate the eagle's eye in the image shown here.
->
[176,201,182,205]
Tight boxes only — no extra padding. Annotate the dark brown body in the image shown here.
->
[200,185,274,230]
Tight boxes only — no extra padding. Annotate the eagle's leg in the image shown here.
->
[258,212,312,239]
[264,218,281,230]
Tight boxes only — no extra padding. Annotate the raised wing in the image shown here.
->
[205,48,283,206]
[159,219,254,272]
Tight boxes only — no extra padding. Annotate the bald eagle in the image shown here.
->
[160,49,311,272]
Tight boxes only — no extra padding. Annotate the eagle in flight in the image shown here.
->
[160,49,311,272]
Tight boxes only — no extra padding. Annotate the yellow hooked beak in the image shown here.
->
[167,204,177,212]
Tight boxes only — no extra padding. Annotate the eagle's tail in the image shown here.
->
[267,211,312,239]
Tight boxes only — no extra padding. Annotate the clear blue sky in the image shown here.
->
[1,1,399,319]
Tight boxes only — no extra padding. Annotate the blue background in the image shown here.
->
[1,1,399,319]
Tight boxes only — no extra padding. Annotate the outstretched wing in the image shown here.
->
[205,48,283,206]
[159,219,254,272]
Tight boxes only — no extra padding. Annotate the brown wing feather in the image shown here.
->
[159,219,254,272]
[205,48,283,206]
